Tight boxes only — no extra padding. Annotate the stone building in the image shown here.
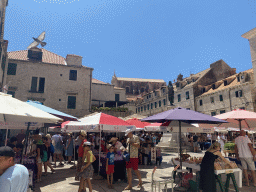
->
[6,48,93,118]
[92,78,126,107]
[0,0,8,91]
[242,28,256,86]
[173,60,236,110]
[111,72,166,99]
[196,69,255,115]
[134,86,171,116]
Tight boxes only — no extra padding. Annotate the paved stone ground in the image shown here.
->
[33,151,256,192]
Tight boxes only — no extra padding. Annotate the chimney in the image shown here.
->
[66,54,82,66]
[27,48,43,62]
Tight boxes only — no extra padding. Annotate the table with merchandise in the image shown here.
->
[169,155,242,191]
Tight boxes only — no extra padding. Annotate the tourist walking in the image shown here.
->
[124,129,142,190]
[65,133,74,164]
[75,130,87,181]
[52,133,64,167]
[78,142,95,192]
[0,146,29,192]
[235,130,256,186]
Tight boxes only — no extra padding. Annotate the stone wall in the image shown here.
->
[6,59,93,118]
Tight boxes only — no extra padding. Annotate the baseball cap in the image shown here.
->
[125,129,132,136]
[0,146,15,157]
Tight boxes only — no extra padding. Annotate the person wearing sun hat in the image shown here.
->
[78,141,95,192]
[75,130,87,181]
[124,129,142,190]
[0,146,29,192]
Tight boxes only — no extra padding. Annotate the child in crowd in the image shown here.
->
[106,144,115,189]
[78,142,95,192]
[156,147,162,166]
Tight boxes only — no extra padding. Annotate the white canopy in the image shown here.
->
[0,92,62,126]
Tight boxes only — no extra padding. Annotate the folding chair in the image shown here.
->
[151,166,174,192]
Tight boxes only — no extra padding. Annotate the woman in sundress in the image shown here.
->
[78,141,96,192]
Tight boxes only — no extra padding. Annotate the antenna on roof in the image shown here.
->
[113,70,116,78]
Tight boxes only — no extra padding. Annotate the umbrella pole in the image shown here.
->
[73,135,76,166]
[3,114,8,146]
[239,120,242,131]
[179,120,182,169]
[5,128,8,146]
[21,122,31,164]
[98,126,101,175]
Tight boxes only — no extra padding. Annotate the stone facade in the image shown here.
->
[111,72,166,99]
[6,48,93,118]
[92,78,126,107]
[196,69,255,115]
[173,60,236,111]
[242,28,256,86]
[135,86,172,116]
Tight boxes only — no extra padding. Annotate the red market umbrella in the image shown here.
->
[125,118,151,128]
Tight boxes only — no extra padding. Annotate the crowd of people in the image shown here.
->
[2,128,256,192]
[0,129,163,192]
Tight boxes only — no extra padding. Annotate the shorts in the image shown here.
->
[126,158,139,170]
[193,142,198,148]
[106,164,115,175]
[240,157,256,170]
[37,157,42,164]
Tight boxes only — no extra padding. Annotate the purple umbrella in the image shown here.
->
[142,107,227,168]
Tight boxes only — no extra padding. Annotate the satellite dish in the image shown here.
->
[27,31,47,49]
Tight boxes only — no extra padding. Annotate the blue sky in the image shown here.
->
[4,0,256,84]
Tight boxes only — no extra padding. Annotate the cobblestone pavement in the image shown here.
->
[34,151,256,192]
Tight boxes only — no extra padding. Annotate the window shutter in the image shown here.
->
[31,77,38,92]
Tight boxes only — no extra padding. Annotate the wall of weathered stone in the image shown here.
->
[6,59,93,118]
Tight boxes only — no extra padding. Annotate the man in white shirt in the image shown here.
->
[0,146,29,192]
[235,130,256,186]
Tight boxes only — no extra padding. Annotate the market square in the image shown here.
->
[2,1,256,192]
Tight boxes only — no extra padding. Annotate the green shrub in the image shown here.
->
[224,142,235,150]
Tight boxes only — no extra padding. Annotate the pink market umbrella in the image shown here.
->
[214,109,256,130]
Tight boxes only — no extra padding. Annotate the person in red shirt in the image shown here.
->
[75,130,87,181]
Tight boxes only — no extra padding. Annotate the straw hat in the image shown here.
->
[107,144,113,150]
[109,137,118,143]
[80,130,87,136]
[46,134,51,139]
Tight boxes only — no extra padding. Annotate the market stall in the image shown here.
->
[0,92,61,189]
[169,157,242,190]
[64,112,136,178]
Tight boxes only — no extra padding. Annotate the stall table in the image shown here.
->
[15,156,36,189]
[228,157,256,167]
[169,158,242,190]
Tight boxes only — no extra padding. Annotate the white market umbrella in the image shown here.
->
[0,92,62,124]
[0,93,62,158]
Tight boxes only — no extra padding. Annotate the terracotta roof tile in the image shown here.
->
[92,78,108,84]
[200,69,253,96]
[7,48,67,65]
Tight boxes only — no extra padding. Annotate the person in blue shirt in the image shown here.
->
[106,144,115,189]
[0,146,29,192]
